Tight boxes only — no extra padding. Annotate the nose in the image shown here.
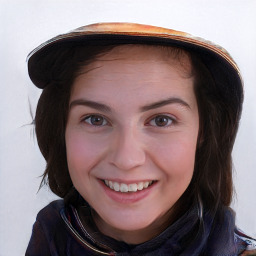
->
[109,128,146,171]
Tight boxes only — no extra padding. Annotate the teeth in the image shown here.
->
[137,182,144,191]
[120,183,128,193]
[109,181,113,189]
[113,182,120,192]
[128,183,137,192]
[104,180,154,193]
[143,181,149,188]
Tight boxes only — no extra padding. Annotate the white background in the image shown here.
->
[0,0,255,255]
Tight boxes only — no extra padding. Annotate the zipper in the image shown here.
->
[60,209,116,255]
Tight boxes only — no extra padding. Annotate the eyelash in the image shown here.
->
[82,114,110,127]
[82,114,176,128]
[146,114,176,128]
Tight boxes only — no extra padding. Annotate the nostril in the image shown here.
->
[109,150,146,171]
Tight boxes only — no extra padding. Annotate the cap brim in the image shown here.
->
[27,22,243,110]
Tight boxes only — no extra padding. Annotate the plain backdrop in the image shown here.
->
[0,0,255,255]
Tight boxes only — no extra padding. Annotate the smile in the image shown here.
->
[103,180,155,193]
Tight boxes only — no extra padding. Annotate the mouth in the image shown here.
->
[102,179,156,193]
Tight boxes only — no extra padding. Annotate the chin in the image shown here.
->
[113,218,153,231]
[98,207,164,232]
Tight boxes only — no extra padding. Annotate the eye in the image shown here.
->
[148,115,175,127]
[83,115,108,126]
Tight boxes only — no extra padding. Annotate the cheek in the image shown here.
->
[65,130,104,175]
[151,134,197,181]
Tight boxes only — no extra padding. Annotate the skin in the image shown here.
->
[65,45,199,244]
[241,250,256,256]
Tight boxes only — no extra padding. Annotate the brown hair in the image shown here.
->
[35,43,241,214]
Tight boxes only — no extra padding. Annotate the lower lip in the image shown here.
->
[99,180,157,204]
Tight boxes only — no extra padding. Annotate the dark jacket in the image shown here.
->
[26,200,256,256]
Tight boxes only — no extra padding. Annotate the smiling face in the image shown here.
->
[65,45,199,243]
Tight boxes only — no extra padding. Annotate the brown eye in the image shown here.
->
[84,115,107,126]
[149,115,174,127]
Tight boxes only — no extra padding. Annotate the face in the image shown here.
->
[65,45,199,243]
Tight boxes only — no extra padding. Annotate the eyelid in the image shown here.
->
[146,113,177,127]
[81,114,111,126]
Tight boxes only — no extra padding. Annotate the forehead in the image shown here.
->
[73,45,192,87]
[73,45,194,87]
[92,44,193,74]
[70,45,197,111]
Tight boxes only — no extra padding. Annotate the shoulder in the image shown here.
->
[26,200,67,255]
[36,199,64,219]
[35,199,66,235]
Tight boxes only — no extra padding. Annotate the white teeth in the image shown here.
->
[128,183,137,192]
[137,182,144,191]
[143,181,149,188]
[120,183,128,192]
[104,180,154,193]
[109,181,113,189]
[113,182,120,192]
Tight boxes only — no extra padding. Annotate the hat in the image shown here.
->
[27,22,243,112]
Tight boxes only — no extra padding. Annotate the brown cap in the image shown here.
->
[27,22,243,112]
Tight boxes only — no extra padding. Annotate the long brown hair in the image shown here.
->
[35,43,242,215]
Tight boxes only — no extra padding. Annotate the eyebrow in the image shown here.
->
[69,97,191,113]
[140,97,191,112]
[69,99,112,112]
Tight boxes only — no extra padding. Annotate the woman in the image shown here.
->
[26,23,256,255]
